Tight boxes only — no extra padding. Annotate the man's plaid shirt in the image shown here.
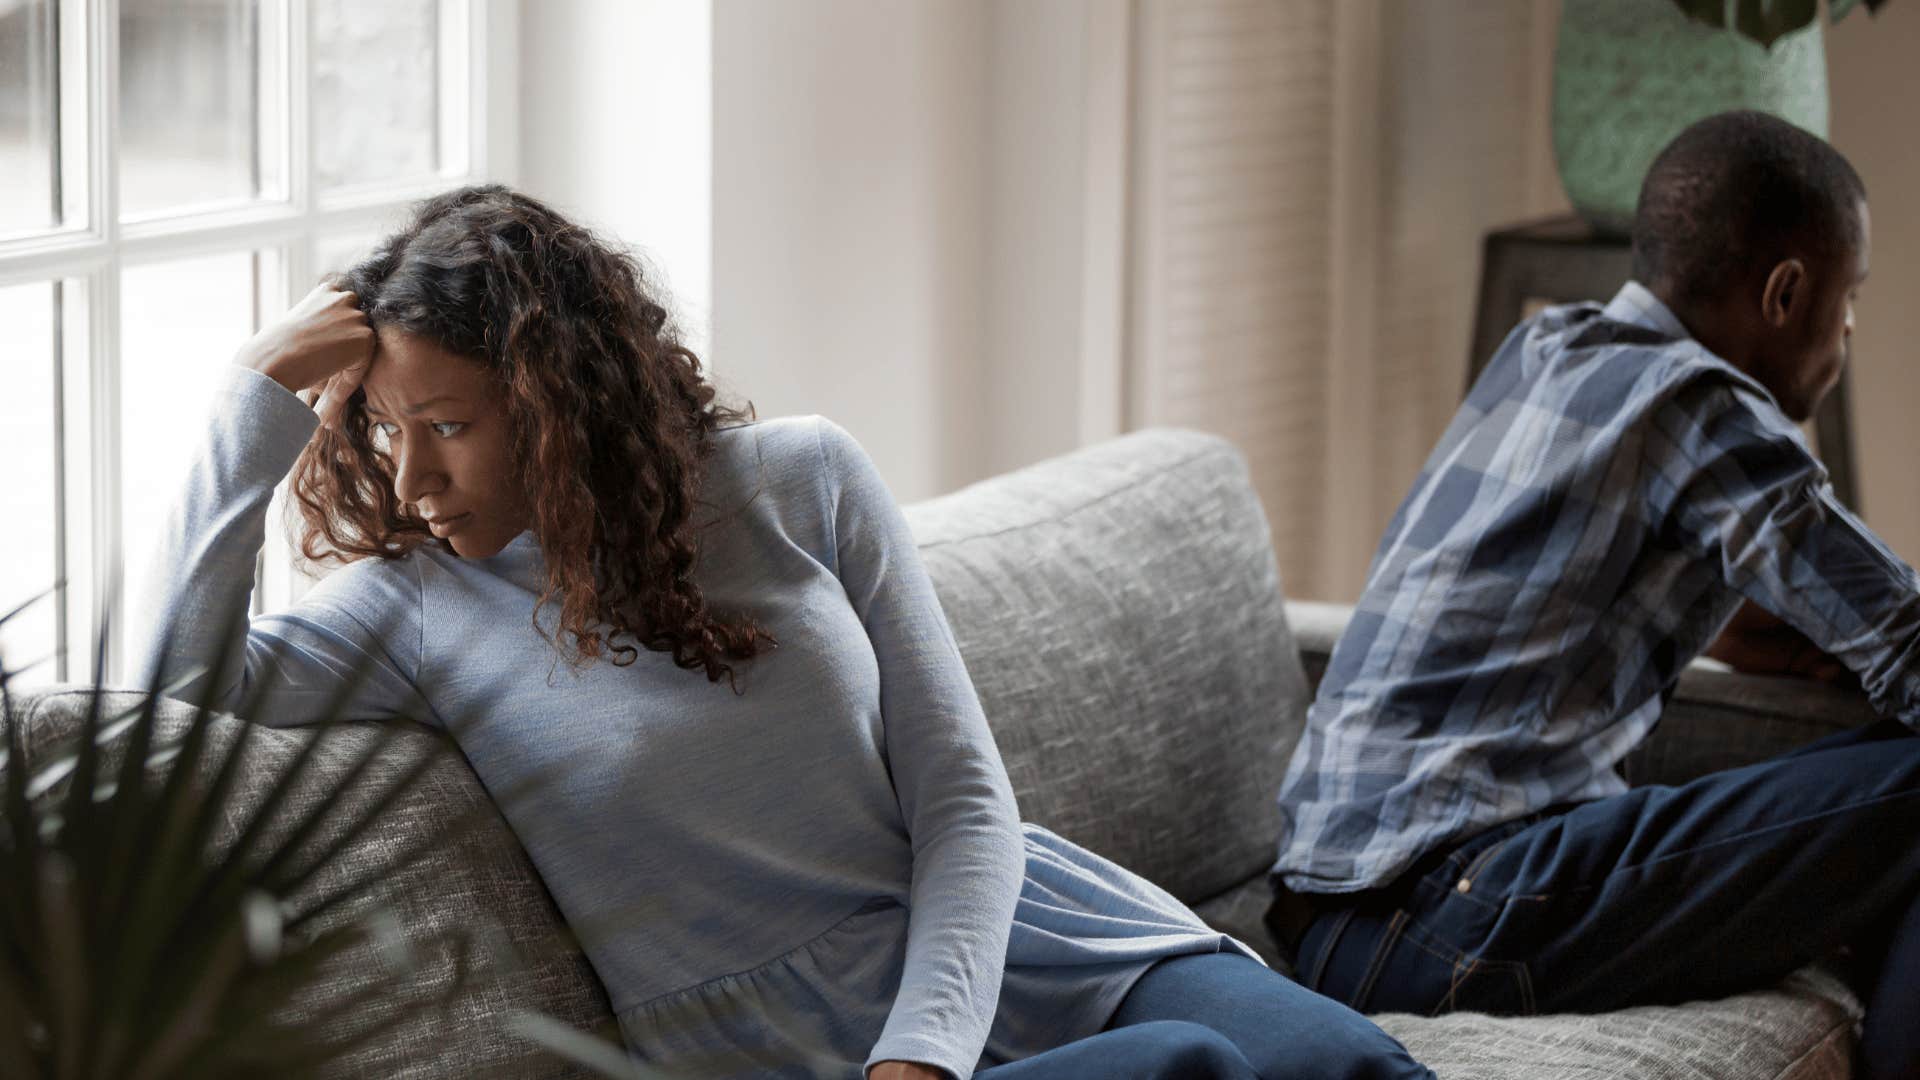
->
[1274,282,1920,893]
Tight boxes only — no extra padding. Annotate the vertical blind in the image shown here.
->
[1129,0,1562,602]
[1129,0,1337,600]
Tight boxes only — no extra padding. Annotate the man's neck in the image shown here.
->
[1649,282,1758,375]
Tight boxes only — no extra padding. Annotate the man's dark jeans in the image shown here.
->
[1290,719,1920,1080]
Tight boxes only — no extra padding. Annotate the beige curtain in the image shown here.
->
[1127,0,1567,602]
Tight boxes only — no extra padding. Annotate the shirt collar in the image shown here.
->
[1600,281,1781,407]
[1601,281,1691,341]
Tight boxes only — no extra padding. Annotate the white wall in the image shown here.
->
[1828,5,1920,567]
[710,0,991,501]
[979,0,1131,479]
[516,0,713,355]
[518,0,1098,503]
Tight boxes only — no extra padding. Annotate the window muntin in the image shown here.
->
[0,0,494,686]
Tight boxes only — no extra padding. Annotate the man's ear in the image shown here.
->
[1760,258,1807,329]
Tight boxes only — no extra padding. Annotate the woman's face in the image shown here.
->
[361,326,531,558]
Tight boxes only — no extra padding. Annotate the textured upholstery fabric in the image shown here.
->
[7,687,609,1079]
[900,429,1309,906]
[4,428,1879,1078]
[1374,969,1860,1080]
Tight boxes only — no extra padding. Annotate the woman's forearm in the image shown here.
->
[131,364,319,709]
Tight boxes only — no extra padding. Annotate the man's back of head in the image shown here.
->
[1630,110,1870,422]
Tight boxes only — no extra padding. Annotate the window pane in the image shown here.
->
[0,0,60,236]
[313,1,441,190]
[120,0,284,217]
[120,251,260,631]
[316,232,378,278]
[0,282,59,683]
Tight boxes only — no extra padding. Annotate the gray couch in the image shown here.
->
[8,428,1874,1078]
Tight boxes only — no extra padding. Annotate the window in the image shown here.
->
[0,0,509,687]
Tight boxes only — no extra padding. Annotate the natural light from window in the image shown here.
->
[0,0,494,688]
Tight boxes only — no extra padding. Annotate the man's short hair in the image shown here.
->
[1631,110,1866,308]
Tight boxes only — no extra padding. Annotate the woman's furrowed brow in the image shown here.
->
[364,394,465,417]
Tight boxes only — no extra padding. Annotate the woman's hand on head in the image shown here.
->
[234,282,375,428]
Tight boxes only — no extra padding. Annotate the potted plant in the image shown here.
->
[0,594,647,1078]
[1552,0,1889,235]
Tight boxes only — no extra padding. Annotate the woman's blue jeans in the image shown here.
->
[971,952,1434,1079]
[1293,718,1920,1080]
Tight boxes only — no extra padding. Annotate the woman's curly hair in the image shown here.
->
[290,183,775,686]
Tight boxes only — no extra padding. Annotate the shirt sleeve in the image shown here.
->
[1656,378,1920,725]
[130,363,436,728]
[815,419,1023,1080]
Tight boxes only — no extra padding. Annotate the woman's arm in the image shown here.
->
[131,289,434,727]
[816,420,1024,1080]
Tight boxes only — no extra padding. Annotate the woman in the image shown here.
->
[137,185,1431,1080]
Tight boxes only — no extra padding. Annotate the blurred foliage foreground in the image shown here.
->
[0,591,652,1079]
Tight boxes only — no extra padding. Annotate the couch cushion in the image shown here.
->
[8,687,610,1079]
[1192,876,1861,1080]
[902,428,1309,904]
[1374,968,1859,1080]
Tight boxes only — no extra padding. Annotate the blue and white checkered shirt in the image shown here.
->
[1274,281,1920,893]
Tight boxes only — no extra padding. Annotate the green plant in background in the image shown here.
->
[1669,0,1889,49]
[0,592,651,1079]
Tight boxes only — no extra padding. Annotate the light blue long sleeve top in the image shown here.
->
[136,364,1258,1079]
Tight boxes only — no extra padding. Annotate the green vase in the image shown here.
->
[1552,0,1829,237]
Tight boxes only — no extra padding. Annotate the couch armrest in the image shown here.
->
[1286,600,1357,693]
[1283,600,1884,788]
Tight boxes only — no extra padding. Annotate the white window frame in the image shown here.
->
[1,0,520,685]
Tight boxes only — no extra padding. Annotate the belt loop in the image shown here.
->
[1302,906,1356,991]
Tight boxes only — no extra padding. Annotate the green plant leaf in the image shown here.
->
[86,646,191,1076]
[504,1011,663,1080]
[0,582,58,627]
[36,852,88,1080]
[2,583,641,1080]
[171,640,398,941]
[243,720,418,890]
[59,619,116,865]
[0,963,42,1079]
[283,747,588,932]
[181,922,480,1079]
[8,661,210,788]
[0,651,58,683]
[1671,0,1731,27]
[124,895,251,1080]
[92,604,256,1073]
[1,663,47,1054]
[0,655,44,1080]
[266,732,446,894]
[1733,0,1820,47]
[199,919,381,1030]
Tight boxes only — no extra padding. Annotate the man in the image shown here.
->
[1266,110,1920,1080]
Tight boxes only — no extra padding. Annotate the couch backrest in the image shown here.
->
[902,428,1308,904]
[4,687,606,1078]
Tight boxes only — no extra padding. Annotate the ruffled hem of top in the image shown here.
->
[615,895,907,1078]
[614,825,1263,1078]
[982,824,1264,1068]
